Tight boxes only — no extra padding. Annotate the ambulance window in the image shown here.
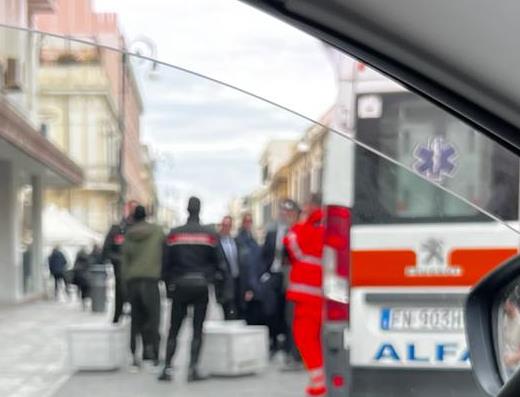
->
[353,92,519,224]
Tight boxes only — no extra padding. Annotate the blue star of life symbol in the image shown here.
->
[413,137,457,182]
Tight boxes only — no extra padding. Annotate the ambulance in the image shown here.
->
[320,58,520,396]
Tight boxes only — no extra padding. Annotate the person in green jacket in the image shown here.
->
[122,205,164,370]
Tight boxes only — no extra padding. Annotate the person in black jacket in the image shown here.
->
[102,222,126,323]
[159,197,223,383]
[48,246,69,299]
[261,199,301,359]
[89,244,104,266]
[102,213,134,323]
[73,247,91,310]
[235,213,264,326]
[216,215,245,320]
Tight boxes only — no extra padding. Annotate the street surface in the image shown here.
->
[0,297,108,397]
[0,283,306,397]
[53,363,306,397]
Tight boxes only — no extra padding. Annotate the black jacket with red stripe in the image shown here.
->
[162,219,223,286]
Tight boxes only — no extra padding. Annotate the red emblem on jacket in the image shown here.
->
[114,234,125,245]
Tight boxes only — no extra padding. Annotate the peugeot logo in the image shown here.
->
[421,238,444,265]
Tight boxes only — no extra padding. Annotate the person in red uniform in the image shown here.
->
[283,193,326,397]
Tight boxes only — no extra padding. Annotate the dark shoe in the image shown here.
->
[187,368,207,383]
[158,368,173,382]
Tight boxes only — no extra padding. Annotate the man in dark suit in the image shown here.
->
[261,198,301,359]
[217,215,244,320]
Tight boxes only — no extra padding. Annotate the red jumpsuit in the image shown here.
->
[284,209,326,397]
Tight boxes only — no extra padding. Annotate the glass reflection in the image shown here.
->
[497,281,520,380]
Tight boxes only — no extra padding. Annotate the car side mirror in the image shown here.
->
[466,254,520,397]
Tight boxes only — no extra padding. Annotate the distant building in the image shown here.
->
[259,139,297,186]
[239,109,333,234]
[284,109,332,204]
[0,0,83,303]
[257,139,297,225]
[34,0,157,233]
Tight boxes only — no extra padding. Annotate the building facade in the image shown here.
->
[34,0,156,233]
[284,109,332,205]
[37,45,121,232]
[241,109,332,235]
[256,139,296,226]
[0,1,83,303]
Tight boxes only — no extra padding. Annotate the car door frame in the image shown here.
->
[240,0,520,156]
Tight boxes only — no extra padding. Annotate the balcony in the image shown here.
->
[83,165,120,192]
[40,48,102,65]
[28,0,56,13]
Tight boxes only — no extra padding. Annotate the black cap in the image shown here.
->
[133,205,146,221]
[187,196,201,215]
[280,198,300,213]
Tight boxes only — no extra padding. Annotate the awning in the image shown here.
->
[43,205,103,246]
[0,97,83,187]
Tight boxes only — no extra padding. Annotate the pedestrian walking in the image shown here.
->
[102,201,137,323]
[88,244,103,265]
[72,247,91,309]
[283,194,326,397]
[159,197,223,382]
[261,198,301,358]
[48,245,69,299]
[235,213,264,326]
[122,205,164,369]
[216,215,244,320]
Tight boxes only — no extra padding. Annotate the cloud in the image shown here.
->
[92,0,336,223]
[95,0,337,119]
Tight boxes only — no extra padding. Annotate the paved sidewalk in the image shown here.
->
[0,297,109,397]
[52,364,306,397]
[0,290,306,397]
[51,296,307,397]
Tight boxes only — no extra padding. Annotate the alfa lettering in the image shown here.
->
[374,343,469,363]
[435,343,457,362]
[374,343,400,361]
[407,344,428,362]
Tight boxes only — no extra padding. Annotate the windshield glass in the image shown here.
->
[354,92,519,224]
[0,2,519,397]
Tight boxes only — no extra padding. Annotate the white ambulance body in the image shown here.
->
[321,58,519,396]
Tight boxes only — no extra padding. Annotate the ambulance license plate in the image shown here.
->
[380,307,464,331]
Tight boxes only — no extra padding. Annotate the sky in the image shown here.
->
[93,0,338,224]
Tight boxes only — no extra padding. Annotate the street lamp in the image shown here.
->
[117,37,161,218]
[117,52,128,217]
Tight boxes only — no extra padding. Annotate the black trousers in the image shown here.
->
[164,284,209,369]
[222,278,242,320]
[284,300,301,361]
[127,279,161,361]
[245,300,265,325]
[52,273,68,297]
[111,262,124,323]
[73,272,90,302]
[266,273,287,352]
